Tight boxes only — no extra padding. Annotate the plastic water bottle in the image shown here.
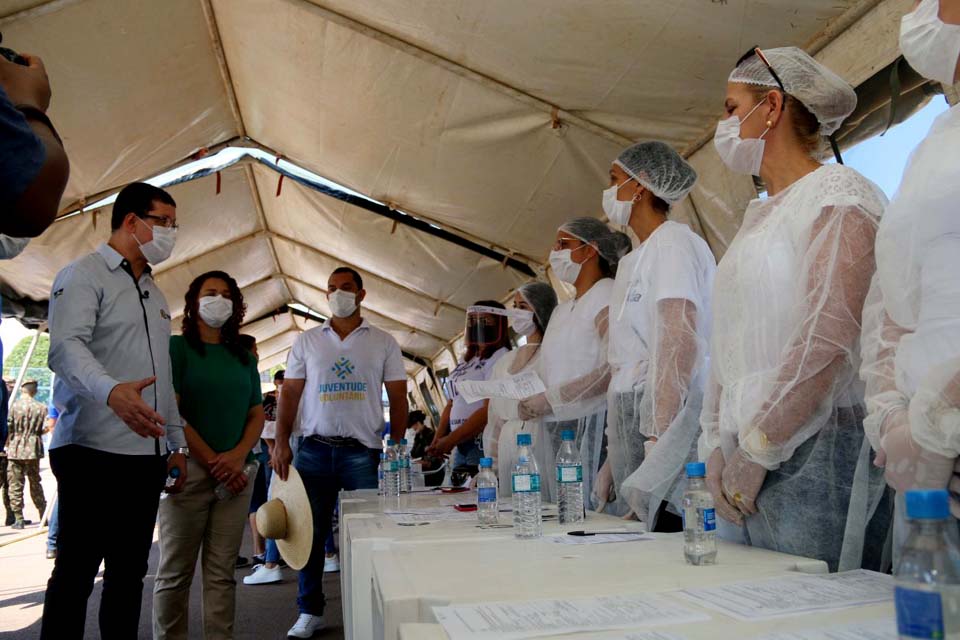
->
[377,452,386,495]
[512,433,542,539]
[159,466,181,501]
[895,489,960,639]
[214,461,259,501]
[681,462,717,565]
[476,457,499,524]
[556,430,584,524]
[399,439,412,492]
[383,440,401,497]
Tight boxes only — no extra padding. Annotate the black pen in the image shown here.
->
[566,530,647,536]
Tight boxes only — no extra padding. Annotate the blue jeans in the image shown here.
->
[296,438,379,615]
[47,496,59,551]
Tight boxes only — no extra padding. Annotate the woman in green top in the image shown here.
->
[153,270,265,640]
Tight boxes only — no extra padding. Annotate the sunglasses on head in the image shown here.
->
[737,46,787,94]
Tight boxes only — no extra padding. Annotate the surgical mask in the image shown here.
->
[198,295,233,328]
[713,99,770,176]
[509,309,537,337]
[133,218,177,265]
[602,178,636,226]
[900,0,960,86]
[328,289,358,317]
[549,248,582,284]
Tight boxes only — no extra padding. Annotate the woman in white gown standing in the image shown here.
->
[483,282,559,502]
[700,46,892,571]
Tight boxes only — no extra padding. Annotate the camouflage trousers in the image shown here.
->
[7,458,45,520]
[0,457,9,515]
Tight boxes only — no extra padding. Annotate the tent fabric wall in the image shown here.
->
[0,0,913,372]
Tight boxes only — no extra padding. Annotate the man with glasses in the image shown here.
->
[41,182,189,639]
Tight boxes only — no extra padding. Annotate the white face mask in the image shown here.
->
[328,289,358,318]
[549,248,583,284]
[133,218,177,265]
[602,178,636,227]
[198,295,234,328]
[509,309,537,337]
[901,0,960,86]
[713,99,770,176]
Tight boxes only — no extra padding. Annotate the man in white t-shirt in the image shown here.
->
[271,267,408,638]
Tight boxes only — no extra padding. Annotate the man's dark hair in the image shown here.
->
[111,182,176,230]
[408,410,427,426]
[274,369,285,382]
[238,334,257,352]
[331,266,363,290]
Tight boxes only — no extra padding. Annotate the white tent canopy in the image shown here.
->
[0,0,912,377]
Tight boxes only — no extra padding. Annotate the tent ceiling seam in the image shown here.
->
[281,273,450,347]
[269,231,468,314]
[201,0,246,138]
[299,0,633,148]
[0,0,82,25]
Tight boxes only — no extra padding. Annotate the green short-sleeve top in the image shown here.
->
[170,335,263,453]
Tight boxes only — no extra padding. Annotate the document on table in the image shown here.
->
[756,617,896,640]
[678,570,893,622]
[456,371,546,404]
[542,533,654,545]
[433,593,710,640]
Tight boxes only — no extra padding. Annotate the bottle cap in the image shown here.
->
[905,489,950,520]
[387,439,396,446]
[685,462,706,478]
[517,433,532,446]
[380,452,386,459]
[401,438,408,445]
[479,457,493,468]
[561,430,575,441]
[169,467,181,478]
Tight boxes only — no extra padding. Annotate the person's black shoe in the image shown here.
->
[236,555,251,569]
[278,557,288,568]
[252,553,266,566]
[4,512,13,526]
[11,519,24,530]
[46,548,57,560]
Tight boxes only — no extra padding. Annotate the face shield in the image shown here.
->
[465,305,508,347]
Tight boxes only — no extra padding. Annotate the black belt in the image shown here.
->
[309,435,368,449]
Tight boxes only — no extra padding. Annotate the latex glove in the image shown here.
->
[873,407,909,469]
[706,448,742,525]
[881,422,955,493]
[593,460,615,508]
[643,437,657,457]
[721,447,767,517]
[518,392,551,420]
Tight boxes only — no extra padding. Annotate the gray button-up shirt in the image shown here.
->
[48,243,185,455]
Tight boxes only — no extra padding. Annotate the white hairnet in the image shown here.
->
[614,141,698,205]
[559,217,622,268]
[609,231,634,261]
[729,47,857,136]
[517,282,558,332]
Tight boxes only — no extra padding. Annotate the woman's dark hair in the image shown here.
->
[464,300,512,362]
[408,410,427,426]
[181,270,249,364]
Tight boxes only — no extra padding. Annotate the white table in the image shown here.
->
[339,489,638,640]
[369,530,830,640]
[396,603,895,639]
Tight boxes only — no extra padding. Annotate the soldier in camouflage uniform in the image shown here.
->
[7,380,47,529]
[1,380,11,525]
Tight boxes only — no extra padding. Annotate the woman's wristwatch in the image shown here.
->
[172,447,191,458]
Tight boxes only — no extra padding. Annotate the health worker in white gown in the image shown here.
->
[483,282,559,501]
[860,0,960,547]
[593,141,716,530]
[519,217,625,507]
[700,46,892,572]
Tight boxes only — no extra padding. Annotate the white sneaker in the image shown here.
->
[287,613,325,638]
[243,564,283,585]
[323,554,340,573]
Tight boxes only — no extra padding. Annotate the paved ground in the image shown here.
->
[0,458,344,639]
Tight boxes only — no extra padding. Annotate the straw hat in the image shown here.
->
[256,466,313,570]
